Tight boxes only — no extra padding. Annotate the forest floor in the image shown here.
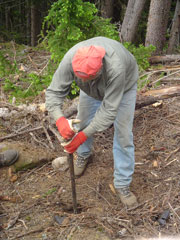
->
[0,45,180,240]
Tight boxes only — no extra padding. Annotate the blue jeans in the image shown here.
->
[76,83,137,188]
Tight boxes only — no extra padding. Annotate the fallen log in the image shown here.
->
[149,55,180,64]
[142,85,180,98]
[136,85,180,109]
[64,86,180,116]
[0,86,179,120]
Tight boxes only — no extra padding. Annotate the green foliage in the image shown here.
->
[69,80,80,98]
[0,44,55,103]
[42,187,57,198]
[123,42,156,90]
[25,216,31,221]
[137,74,150,90]
[42,0,119,62]
[3,72,53,102]
[0,52,17,77]
[123,42,156,71]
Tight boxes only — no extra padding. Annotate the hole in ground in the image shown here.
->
[62,203,83,214]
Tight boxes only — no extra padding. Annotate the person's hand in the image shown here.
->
[56,117,80,140]
[61,131,87,153]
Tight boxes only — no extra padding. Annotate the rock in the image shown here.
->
[52,156,69,171]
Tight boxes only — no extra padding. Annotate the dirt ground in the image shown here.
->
[0,94,180,240]
[0,47,180,240]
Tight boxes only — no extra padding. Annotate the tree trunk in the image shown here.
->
[167,0,180,54]
[31,2,41,46]
[145,0,172,54]
[26,0,31,45]
[5,6,10,31]
[101,0,114,19]
[119,0,147,42]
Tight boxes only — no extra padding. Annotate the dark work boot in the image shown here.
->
[0,150,19,167]
[116,186,138,209]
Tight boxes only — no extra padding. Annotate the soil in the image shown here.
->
[0,47,180,240]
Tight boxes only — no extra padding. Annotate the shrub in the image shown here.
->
[42,0,119,63]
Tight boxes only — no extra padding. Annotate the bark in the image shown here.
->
[167,0,180,54]
[31,2,41,46]
[149,54,180,64]
[120,0,147,42]
[5,5,10,30]
[101,0,114,19]
[145,0,172,54]
[18,0,22,33]
[142,86,180,98]
[26,0,31,45]
[136,86,180,109]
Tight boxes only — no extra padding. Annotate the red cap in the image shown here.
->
[72,45,106,79]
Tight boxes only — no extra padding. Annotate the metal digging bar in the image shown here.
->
[67,153,78,214]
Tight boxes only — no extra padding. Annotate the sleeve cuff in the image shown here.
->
[50,110,64,121]
[83,125,96,138]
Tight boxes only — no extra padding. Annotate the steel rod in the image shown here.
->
[68,153,77,214]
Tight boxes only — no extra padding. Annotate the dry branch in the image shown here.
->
[10,228,45,240]
[0,126,43,142]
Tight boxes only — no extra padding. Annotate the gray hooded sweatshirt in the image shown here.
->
[45,37,139,137]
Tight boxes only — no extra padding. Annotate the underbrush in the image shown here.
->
[0,42,156,104]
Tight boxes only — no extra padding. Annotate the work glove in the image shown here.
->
[61,131,87,153]
[56,117,80,140]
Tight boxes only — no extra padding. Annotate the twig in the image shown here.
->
[9,227,44,239]
[0,101,22,111]
[38,59,49,75]
[17,163,49,186]
[139,67,180,79]
[28,54,39,73]
[162,78,180,82]
[152,69,180,84]
[14,124,31,133]
[164,158,178,167]
[102,216,133,235]
[29,132,50,149]
[42,125,55,150]
[95,219,114,236]
[0,126,43,141]
[6,212,20,230]
[66,226,77,240]
[168,202,180,222]
[85,184,112,207]
[165,147,180,162]
[24,82,33,93]
[11,40,17,63]
[48,124,63,143]
[18,219,28,230]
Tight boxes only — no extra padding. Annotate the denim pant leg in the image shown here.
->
[113,84,137,188]
[76,90,101,158]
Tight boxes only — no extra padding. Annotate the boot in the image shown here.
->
[74,155,91,177]
[116,186,138,209]
[0,150,19,167]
